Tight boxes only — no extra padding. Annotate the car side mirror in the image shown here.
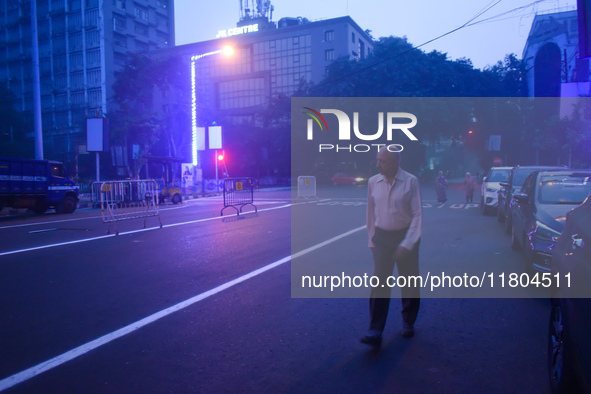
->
[482,177,487,182]
[499,181,509,188]
[513,192,529,203]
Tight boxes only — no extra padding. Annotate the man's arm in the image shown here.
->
[399,177,422,251]
[367,180,375,248]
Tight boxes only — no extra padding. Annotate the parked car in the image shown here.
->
[480,166,512,215]
[331,173,367,186]
[498,165,566,233]
[510,170,591,274]
[548,191,591,393]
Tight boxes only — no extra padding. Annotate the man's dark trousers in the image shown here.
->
[369,227,420,332]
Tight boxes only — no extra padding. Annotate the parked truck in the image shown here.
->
[0,158,79,214]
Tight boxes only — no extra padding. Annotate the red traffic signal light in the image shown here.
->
[217,154,224,161]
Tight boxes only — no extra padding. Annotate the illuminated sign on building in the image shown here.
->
[216,24,259,38]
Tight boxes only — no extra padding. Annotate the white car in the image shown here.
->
[480,166,512,215]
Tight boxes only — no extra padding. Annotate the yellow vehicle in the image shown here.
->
[144,156,183,205]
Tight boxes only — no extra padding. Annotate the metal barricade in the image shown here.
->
[90,182,104,207]
[221,178,258,216]
[99,180,163,235]
[297,176,319,202]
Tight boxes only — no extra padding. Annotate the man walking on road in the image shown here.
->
[361,146,423,347]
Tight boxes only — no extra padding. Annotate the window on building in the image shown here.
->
[352,32,356,43]
[135,7,148,22]
[359,40,365,60]
[86,30,100,47]
[293,36,299,45]
[156,0,167,9]
[69,52,83,70]
[156,31,169,44]
[135,24,148,35]
[87,49,101,67]
[87,68,101,87]
[113,16,126,32]
[113,0,126,10]
[69,0,81,11]
[325,30,334,42]
[135,40,149,51]
[325,49,334,61]
[113,32,127,47]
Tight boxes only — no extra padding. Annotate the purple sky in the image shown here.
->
[174,0,576,69]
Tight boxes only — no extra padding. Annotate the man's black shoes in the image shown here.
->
[401,323,414,338]
[360,330,382,347]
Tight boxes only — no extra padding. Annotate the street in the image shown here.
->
[0,183,551,393]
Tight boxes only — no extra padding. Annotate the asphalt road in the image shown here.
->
[0,184,552,393]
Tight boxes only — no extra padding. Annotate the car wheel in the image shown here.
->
[171,193,182,204]
[497,205,505,223]
[548,299,578,393]
[56,196,77,214]
[504,212,512,235]
[511,224,521,251]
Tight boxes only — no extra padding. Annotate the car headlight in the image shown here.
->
[534,220,561,241]
[355,177,365,182]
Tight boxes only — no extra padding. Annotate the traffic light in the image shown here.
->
[218,154,224,161]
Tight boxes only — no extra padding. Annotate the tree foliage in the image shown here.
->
[111,53,191,178]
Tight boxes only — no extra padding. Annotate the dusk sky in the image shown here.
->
[174,0,576,70]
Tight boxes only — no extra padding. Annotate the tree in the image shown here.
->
[110,53,191,178]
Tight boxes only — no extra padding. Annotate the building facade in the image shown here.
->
[0,0,175,164]
[155,15,373,168]
[523,9,590,97]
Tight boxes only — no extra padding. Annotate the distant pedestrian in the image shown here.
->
[464,172,476,203]
[434,171,447,203]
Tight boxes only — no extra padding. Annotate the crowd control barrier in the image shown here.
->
[297,176,319,202]
[221,178,258,216]
[99,180,163,235]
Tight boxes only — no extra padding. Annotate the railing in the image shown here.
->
[99,180,162,235]
[221,178,257,216]
[296,176,319,202]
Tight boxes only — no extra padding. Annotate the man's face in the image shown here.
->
[376,149,399,177]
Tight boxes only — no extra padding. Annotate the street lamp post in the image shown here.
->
[190,46,234,168]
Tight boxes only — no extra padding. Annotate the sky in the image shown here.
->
[174,0,577,70]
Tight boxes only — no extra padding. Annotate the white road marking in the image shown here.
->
[0,199,290,230]
[0,224,366,391]
[0,204,298,257]
[28,228,58,234]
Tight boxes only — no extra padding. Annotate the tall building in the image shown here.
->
[0,0,175,163]
[155,12,373,170]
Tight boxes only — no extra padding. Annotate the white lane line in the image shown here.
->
[0,198,293,230]
[28,228,58,234]
[0,203,298,257]
[0,224,366,391]
[0,216,103,230]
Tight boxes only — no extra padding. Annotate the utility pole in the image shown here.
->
[31,0,43,160]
